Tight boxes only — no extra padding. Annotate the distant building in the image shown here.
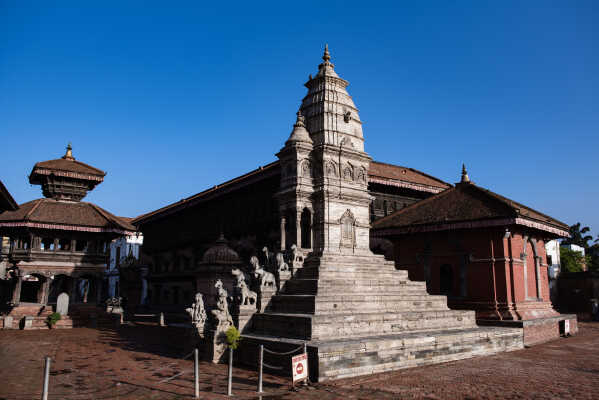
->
[545,239,561,304]
[107,229,143,298]
[0,144,135,328]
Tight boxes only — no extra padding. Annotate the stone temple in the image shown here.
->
[124,46,549,381]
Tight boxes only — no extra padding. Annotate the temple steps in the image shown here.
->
[269,294,449,313]
[283,278,426,295]
[296,267,408,280]
[251,309,476,340]
[241,326,523,381]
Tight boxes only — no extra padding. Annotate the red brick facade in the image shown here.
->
[392,226,559,322]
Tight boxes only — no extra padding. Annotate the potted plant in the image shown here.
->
[47,312,61,329]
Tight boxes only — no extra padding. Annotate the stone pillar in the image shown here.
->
[40,277,51,305]
[535,256,542,299]
[11,274,22,305]
[280,217,286,251]
[70,278,79,303]
[296,209,302,249]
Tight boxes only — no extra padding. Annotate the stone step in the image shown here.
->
[252,310,476,340]
[269,294,448,313]
[240,326,523,382]
[284,278,427,295]
[296,267,407,280]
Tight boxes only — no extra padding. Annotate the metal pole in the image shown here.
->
[41,356,51,400]
[258,345,263,393]
[303,343,308,386]
[194,348,199,399]
[227,348,233,396]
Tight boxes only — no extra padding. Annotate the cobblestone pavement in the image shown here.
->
[0,322,597,399]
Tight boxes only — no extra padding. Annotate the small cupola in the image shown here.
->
[286,111,312,145]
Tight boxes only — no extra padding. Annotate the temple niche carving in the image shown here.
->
[339,209,356,250]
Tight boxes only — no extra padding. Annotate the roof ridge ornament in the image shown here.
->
[461,163,471,183]
[62,142,75,161]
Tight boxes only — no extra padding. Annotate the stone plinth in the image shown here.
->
[278,270,292,292]
[243,253,525,381]
[258,286,276,313]
[206,329,229,363]
[233,304,256,333]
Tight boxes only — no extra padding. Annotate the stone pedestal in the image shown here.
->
[278,270,291,292]
[1,316,13,329]
[206,329,229,363]
[258,286,276,313]
[233,304,256,333]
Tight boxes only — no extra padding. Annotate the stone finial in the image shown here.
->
[323,44,331,62]
[461,163,470,183]
[62,142,75,161]
[316,44,338,78]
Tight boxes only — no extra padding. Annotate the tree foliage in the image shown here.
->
[562,222,594,248]
[560,247,588,273]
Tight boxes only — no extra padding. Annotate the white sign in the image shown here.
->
[291,352,308,384]
[564,319,570,334]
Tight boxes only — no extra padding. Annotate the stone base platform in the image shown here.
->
[477,314,577,346]
[241,325,523,382]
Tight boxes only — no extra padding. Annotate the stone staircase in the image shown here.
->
[242,253,524,381]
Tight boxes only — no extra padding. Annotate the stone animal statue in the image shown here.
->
[185,292,207,329]
[231,267,250,285]
[250,256,276,288]
[211,279,233,330]
[236,279,257,306]
[276,252,289,272]
[289,244,304,270]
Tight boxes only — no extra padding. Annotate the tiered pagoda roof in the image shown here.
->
[0,144,135,235]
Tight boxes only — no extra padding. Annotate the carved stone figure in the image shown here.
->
[231,269,257,306]
[289,244,304,270]
[276,252,289,272]
[211,279,233,330]
[231,267,250,286]
[186,292,207,330]
[251,256,276,288]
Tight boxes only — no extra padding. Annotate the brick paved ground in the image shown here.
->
[0,322,597,399]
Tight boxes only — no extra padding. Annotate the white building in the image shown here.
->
[107,231,143,298]
[545,240,562,305]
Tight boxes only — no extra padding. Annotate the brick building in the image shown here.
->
[372,166,577,345]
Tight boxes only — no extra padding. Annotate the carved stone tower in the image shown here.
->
[276,111,314,251]
[277,45,373,256]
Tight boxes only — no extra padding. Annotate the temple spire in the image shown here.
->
[62,142,75,161]
[316,44,337,78]
[323,44,331,62]
[461,163,470,183]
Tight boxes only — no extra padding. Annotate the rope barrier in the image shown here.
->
[158,369,192,384]
[262,345,304,356]
[262,361,284,370]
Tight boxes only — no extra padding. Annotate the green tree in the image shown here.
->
[562,222,593,248]
[560,247,589,273]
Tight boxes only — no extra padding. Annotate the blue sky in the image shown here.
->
[1,1,597,238]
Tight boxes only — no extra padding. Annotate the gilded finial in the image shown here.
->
[63,142,75,160]
[323,44,331,62]
[461,163,470,183]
